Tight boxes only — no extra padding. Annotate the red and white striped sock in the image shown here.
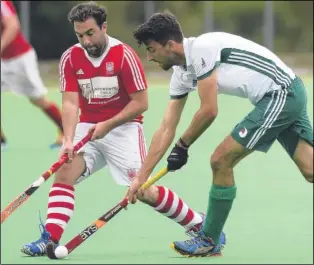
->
[45,183,75,242]
[153,186,203,230]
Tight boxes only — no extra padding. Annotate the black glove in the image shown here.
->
[167,144,189,172]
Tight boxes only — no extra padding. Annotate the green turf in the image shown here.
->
[1,78,313,264]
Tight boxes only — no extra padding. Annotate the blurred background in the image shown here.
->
[13,0,313,86]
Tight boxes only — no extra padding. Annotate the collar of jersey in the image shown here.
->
[183,37,196,67]
[78,35,113,67]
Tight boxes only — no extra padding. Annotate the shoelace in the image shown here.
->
[32,225,49,244]
[185,228,199,238]
[185,213,205,237]
[184,235,211,246]
[32,211,50,244]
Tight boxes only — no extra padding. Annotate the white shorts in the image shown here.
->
[73,122,147,186]
[1,49,48,98]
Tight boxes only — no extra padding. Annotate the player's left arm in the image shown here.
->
[106,44,148,129]
[177,40,220,148]
[1,1,20,52]
[105,89,148,131]
[91,45,148,140]
[179,71,218,147]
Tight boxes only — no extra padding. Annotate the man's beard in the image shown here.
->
[85,44,105,58]
[159,54,182,71]
[160,62,173,71]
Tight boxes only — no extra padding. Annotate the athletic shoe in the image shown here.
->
[171,230,226,257]
[21,215,58,256]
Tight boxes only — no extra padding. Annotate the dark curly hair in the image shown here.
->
[67,1,107,28]
[133,11,184,46]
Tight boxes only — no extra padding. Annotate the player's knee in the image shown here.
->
[210,152,229,173]
[302,168,313,183]
[137,185,159,206]
[54,163,76,185]
[306,177,313,183]
[298,161,313,183]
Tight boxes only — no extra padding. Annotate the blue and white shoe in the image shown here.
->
[171,230,226,257]
[21,215,58,256]
[49,142,62,150]
[49,133,63,150]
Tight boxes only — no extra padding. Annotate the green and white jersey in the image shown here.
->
[170,32,296,105]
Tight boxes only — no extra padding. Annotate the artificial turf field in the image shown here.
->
[1,77,313,264]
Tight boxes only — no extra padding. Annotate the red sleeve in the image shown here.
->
[120,44,148,94]
[59,48,79,92]
[1,1,16,17]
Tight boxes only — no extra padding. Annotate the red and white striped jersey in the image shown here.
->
[1,0,32,59]
[59,36,147,124]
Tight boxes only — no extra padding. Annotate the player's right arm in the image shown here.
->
[0,1,20,52]
[59,48,80,161]
[137,96,188,179]
[127,72,190,202]
[61,92,79,147]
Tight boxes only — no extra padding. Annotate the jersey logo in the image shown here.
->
[127,168,137,181]
[78,76,119,104]
[106,62,114,74]
[239,127,248,138]
[76,69,84,75]
[201,58,206,68]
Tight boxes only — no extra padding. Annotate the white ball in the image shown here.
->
[54,245,69,259]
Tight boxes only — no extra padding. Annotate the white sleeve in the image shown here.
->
[191,40,221,80]
[169,67,195,99]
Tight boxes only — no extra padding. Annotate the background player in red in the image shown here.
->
[1,0,63,150]
[21,2,204,256]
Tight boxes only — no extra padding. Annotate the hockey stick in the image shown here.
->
[47,167,168,259]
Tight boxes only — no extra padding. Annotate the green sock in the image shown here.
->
[202,184,237,244]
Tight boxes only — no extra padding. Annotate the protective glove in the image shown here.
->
[167,144,189,171]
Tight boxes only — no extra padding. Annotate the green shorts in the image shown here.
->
[231,76,313,157]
